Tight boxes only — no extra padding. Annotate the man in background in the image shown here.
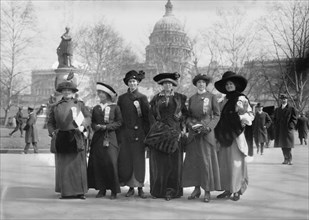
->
[9,106,24,137]
[273,94,297,165]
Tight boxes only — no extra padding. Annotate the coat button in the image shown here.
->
[135,137,139,141]
[134,126,138,130]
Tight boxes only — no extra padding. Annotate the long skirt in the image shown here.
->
[87,143,120,193]
[183,135,221,191]
[217,140,248,194]
[55,151,88,196]
[149,146,183,198]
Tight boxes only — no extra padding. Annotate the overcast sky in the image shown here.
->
[29,0,274,70]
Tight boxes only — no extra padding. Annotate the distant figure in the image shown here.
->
[296,112,309,145]
[9,106,24,137]
[57,27,73,68]
[22,107,39,154]
[273,94,297,165]
[252,103,272,155]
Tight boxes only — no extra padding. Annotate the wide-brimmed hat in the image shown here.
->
[214,71,247,94]
[192,74,212,86]
[279,93,288,99]
[56,81,78,93]
[256,103,263,108]
[153,72,180,87]
[123,70,145,85]
[96,82,117,98]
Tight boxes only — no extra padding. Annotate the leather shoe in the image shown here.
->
[217,191,231,199]
[188,188,201,200]
[110,193,117,200]
[165,195,171,201]
[288,161,293,165]
[96,189,106,198]
[125,188,135,197]
[282,159,288,164]
[204,191,210,203]
[78,194,86,200]
[230,192,240,201]
[138,188,147,199]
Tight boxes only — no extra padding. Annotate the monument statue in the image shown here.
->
[57,26,73,68]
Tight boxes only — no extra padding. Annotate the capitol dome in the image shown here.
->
[153,2,184,33]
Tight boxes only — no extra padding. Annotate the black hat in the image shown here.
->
[123,70,145,85]
[192,74,212,86]
[214,71,247,94]
[28,106,34,111]
[56,81,78,93]
[153,72,180,87]
[279,94,288,99]
[96,82,117,98]
[256,103,263,108]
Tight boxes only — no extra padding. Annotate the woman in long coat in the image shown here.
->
[117,70,151,198]
[22,107,39,154]
[87,82,122,199]
[147,72,188,201]
[296,112,309,145]
[214,71,254,201]
[182,74,221,203]
[47,79,91,199]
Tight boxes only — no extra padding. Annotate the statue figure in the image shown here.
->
[57,27,73,68]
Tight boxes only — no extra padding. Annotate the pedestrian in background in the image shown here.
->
[9,106,24,137]
[117,70,151,199]
[252,103,272,155]
[296,112,308,146]
[87,82,122,200]
[47,78,91,199]
[146,72,188,201]
[22,107,39,154]
[273,94,297,165]
[182,74,221,203]
[214,71,254,201]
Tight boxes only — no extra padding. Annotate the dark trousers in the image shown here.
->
[281,148,292,162]
[24,142,38,153]
[255,141,265,154]
[10,122,23,136]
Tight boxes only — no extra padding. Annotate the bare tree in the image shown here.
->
[0,1,37,125]
[260,0,309,111]
[74,21,138,104]
[200,8,260,98]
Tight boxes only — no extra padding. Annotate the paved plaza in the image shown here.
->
[0,144,308,220]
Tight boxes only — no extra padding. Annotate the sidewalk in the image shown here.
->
[0,145,308,220]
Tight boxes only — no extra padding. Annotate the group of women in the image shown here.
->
[47,70,254,203]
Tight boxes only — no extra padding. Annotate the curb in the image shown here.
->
[0,149,51,154]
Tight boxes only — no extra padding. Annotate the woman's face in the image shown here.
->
[162,81,173,91]
[61,89,74,98]
[97,90,108,102]
[196,80,207,91]
[225,81,236,92]
[128,79,139,91]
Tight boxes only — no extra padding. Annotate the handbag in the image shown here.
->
[144,121,180,154]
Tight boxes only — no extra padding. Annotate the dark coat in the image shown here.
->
[117,89,151,184]
[24,112,38,143]
[253,111,272,143]
[149,91,188,198]
[296,116,309,139]
[47,97,91,196]
[273,104,297,148]
[87,103,122,193]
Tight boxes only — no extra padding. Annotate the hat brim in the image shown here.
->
[214,75,247,94]
[157,78,178,87]
[56,87,78,93]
